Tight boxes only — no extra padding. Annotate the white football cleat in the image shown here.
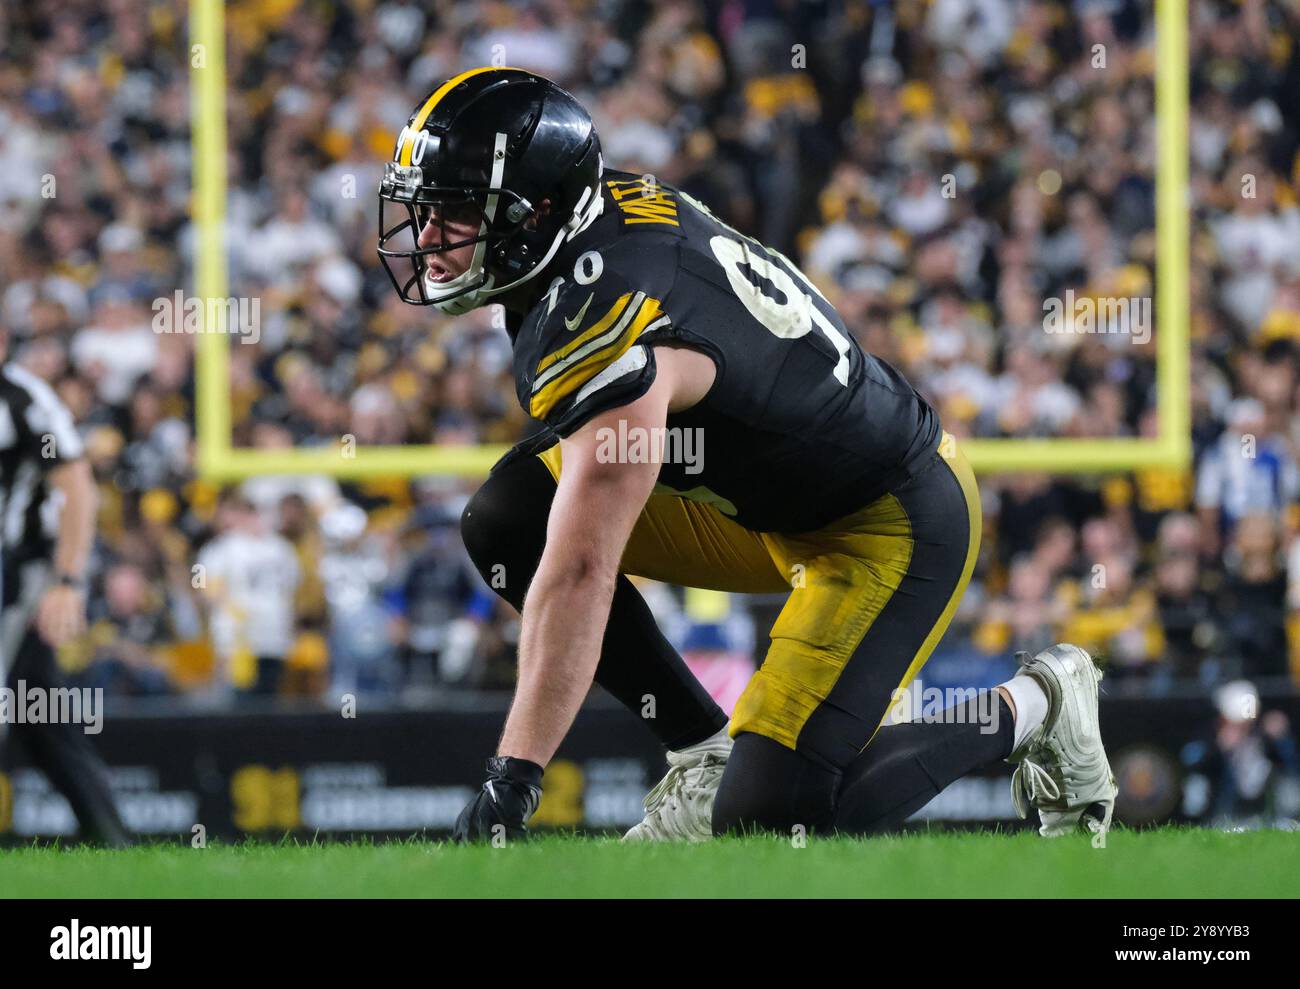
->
[1007,644,1118,838]
[622,727,732,842]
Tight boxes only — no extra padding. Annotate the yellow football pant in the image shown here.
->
[538,433,981,770]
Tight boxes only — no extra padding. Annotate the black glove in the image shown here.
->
[452,756,544,843]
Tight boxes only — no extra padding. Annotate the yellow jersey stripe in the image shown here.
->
[533,292,645,396]
[533,292,650,393]
[535,293,636,377]
[398,66,519,166]
[530,297,667,421]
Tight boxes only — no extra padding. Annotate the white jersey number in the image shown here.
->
[681,190,850,386]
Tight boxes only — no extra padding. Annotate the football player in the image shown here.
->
[376,67,1117,842]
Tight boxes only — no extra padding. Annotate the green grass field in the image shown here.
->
[1,827,1296,898]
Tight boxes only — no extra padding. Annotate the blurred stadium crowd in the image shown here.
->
[1,0,1299,707]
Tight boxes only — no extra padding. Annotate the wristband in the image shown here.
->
[487,756,545,788]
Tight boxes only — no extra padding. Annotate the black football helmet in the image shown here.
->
[377,67,604,314]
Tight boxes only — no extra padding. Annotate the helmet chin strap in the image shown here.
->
[423,235,494,313]
[429,269,494,315]
[429,148,605,316]
[428,188,604,316]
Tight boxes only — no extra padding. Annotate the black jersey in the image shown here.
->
[509,170,941,533]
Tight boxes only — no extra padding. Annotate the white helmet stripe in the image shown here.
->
[422,132,508,309]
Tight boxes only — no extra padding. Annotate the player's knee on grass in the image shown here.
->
[712,732,840,837]
[460,452,556,610]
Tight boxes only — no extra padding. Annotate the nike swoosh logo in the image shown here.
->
[564,293,594,332]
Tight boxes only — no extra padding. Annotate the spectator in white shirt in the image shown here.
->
[1196,398,1299,555]
[196,492,302,701]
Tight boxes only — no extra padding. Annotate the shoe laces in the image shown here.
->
[1011,755,1061,819]
[642,751,726,815]
[643,764,687,814]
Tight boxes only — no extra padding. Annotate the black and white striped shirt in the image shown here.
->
[0,362,84,604]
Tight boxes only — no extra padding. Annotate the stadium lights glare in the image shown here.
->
[190,0,1189,480]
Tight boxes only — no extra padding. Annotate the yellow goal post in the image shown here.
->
[189,0,1189,480]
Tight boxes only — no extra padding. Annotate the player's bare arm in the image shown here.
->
[35,458,96,648]
[452,346,714,840]
[499,346,715,767]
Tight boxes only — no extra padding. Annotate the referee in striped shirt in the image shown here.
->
[0,327,129,847]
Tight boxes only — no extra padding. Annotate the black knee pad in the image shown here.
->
[712,732,841,837]
[460,448,556,608]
